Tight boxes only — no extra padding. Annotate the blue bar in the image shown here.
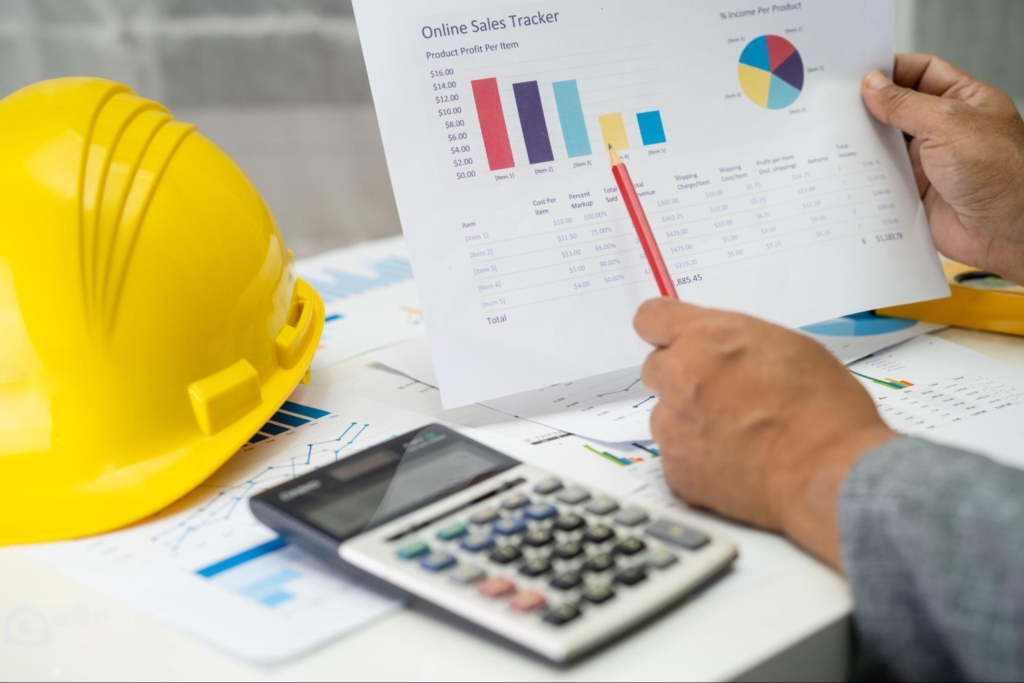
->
[196,537,288,578]
[281,401,331,420]
[552,80,591,158]
[324,314,343,323]
[271,411,311,428]
[637,111,667,146]
[248,434,268,444]
[260,422,290,436]
[260,592,294,608]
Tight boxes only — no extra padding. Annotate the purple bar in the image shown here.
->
[512,81,554,165]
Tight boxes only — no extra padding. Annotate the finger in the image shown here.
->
[893,53,978,98]
[907,137,930,197]
[862,70,955,138]
[641,347,684,397]
[634,298,707,348]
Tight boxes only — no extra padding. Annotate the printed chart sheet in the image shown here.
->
[353,0,948,407]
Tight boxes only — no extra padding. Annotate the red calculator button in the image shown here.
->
[510,590,547,613]
[478,577,516,598]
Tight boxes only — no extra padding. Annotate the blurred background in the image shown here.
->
[1,0,1021,258]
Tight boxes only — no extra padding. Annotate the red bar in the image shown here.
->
[471,78,515,171]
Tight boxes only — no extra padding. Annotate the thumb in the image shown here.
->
[862,70,949,139]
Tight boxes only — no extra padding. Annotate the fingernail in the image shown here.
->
[865,70,891,91]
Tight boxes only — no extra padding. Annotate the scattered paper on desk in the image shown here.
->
[297,236,425,369]
[851,336,1024,470]
[22,390,441,664]
[354,0,948,407]
[801,313,945,365]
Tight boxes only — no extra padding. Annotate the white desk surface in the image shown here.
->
[2,327,1021,682]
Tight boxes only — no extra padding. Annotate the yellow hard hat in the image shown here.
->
[0,78,324,545]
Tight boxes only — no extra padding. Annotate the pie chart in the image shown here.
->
[738,35,804,110]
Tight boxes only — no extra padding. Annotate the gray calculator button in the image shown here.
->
[585,497,620,516]
[613,507,650,527]
[470,508,499,525]
[533,478,564,495]
[645,519,710,550]
[646,549,679,570]
[557,487,591,505]
[450,565,486,585]
[502,493,531,510]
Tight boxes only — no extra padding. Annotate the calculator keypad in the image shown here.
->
[389,474,718,631]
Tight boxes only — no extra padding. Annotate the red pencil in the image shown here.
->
[608,146,679,300]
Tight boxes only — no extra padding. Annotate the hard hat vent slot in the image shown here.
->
[275,281,316,370]
[286,299,304,328]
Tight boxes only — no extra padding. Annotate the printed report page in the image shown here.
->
[353,0,949,407]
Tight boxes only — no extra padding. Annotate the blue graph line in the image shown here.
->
[303,256,413,303]
[633,396,656,409]
[155,418,376,553]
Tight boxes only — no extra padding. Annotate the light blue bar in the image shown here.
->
[260,592,294,608]
[552,80,592,158]
[240,569,303,599]
[637,111,667,146]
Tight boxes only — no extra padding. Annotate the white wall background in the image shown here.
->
[1,0,1021,257]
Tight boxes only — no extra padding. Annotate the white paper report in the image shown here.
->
[353,0,949,407]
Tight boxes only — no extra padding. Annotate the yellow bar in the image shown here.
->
[599,113,630,151]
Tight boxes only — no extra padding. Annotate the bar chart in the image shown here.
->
[470,74,668,171]
[248,400,332,445]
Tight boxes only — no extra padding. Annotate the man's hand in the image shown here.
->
[862,54,1024,284]
[635,300,896,569]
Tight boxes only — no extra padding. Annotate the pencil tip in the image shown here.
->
[608,145,622,166]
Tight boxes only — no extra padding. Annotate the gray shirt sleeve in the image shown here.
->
[840,437,1024,682]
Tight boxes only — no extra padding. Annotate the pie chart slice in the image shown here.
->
[801,313,918,337]
[739,35,804,110]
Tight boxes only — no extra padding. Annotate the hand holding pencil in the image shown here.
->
[608,146,679,300]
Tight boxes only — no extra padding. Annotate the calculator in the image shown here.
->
[250,424,737,663]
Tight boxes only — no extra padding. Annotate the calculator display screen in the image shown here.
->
[287,427,518,541]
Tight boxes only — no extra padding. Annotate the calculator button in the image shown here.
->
[396,541,430,560]
[646,549,680,570]
[583,554,616,573]
[544,604,582,626]
[470,508,499,525]
[646,520,710,550]
[460,533,495,553]
[554,513,586,532]
[519,558,552,578]
[582,585,616,605]
[557,487,591,505]
[436,523,468,541]
[420,552,457,573]
[585,497,620,516]
[493,517,527,536]
[614,566,648,587]
[510,590,548,613]
[552,541,584,560]
[502,493,531,511]
[524,503,558,521]
[550,571,583,591]
[613,507,650,527]
[450,565,486,585]
[489,545,523,565]
[583,525,616,544]
[613,538,646,557]
[533,478,564,495]
[522,529,554,548]
[478,577,516,598]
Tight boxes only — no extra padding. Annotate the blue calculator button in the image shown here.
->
[420,552,457,572]
[493,517,527,536]
[524,503,558,521]
[460,533,496,552]
[396,541,430,560]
